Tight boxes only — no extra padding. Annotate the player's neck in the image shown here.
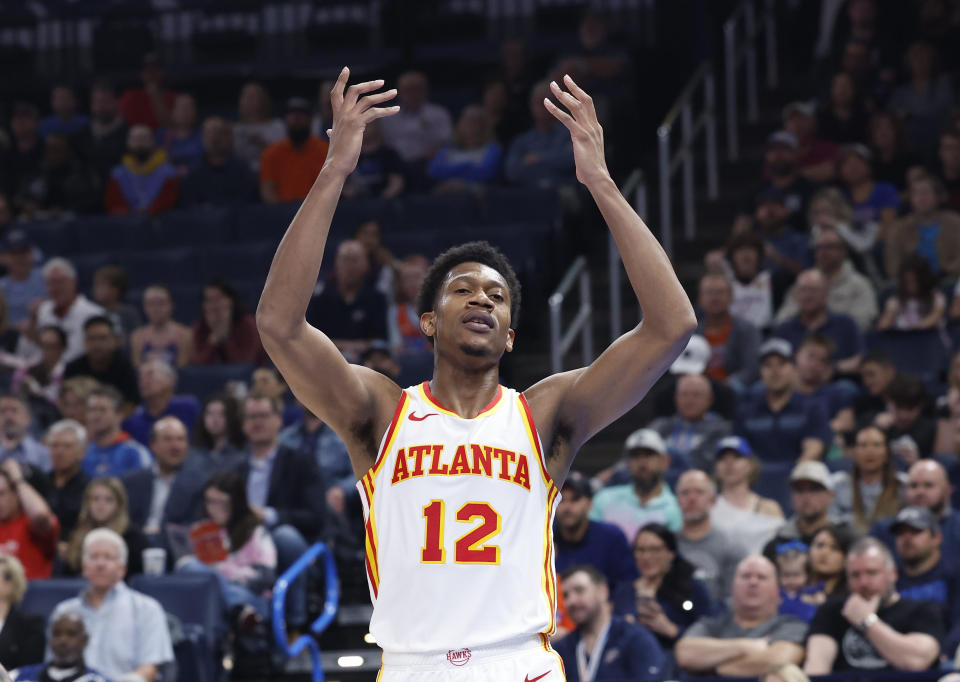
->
[428,367,501,419]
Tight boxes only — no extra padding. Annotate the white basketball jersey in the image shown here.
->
[357,381,561,654]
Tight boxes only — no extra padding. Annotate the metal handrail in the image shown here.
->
[608,169,647,342]
[273,542,340,682]
[657,61,719,254]
[724,0,780,161]
[549,256,593,374]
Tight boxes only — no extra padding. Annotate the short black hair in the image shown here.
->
[37,325,67,348]
[83,315,115,333]
[887,375,927,409]
[861,349,892,368]
[416,241,521,327]
[560,563,607,587]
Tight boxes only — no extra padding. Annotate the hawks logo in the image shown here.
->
[446,648,471,666]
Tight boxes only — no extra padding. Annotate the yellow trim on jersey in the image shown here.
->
[417,382,507,419]
[371,392,411,479]
[362,473,381,596]
[540,484,559,635]
[518,395,553,490]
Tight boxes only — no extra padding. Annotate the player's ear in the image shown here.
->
[420,311,436,338]
[505,328,515,353]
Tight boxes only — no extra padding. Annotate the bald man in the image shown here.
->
[648,373,731,471]
[676,470,747,600]
[872,459,960,571]
[772,269,864,374]
[305,239,388,363]
[676,555,805,677]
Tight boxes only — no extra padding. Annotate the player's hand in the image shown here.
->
[842,593,879,626]
[544,75,609,187]
[323,67,399,179]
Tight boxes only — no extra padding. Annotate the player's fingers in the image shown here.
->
[562,74,593,107]
[363,105,401,122]
[357,88,398,110]
[330,67,349,108]
[549,80,582,116]
[543,98,575,129]
[345,79,385,107]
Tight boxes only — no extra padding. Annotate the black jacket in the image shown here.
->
[121,455,210,532]
[0,606,45,669]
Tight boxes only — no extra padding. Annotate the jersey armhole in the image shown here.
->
[518,393,555,489]
[368,390,410,479]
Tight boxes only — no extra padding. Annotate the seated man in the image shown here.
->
[103,124,179,215]
[877,375,936,458]
[763,460,848,557]
[793,333,859,434]
[50,528,174,682]
[696,272,762,389]
[675,555,805,677]
[11,610,110,682]
[648,373,731,472]
[553,565,664,682]
[35,258,105,363]
[122,359,200,447]
[63,316,140,407]
[555,471,637,594]
[0,394,51,475]
[44,419,91,539]
[83,386,150,478]
[805,537,943,674]
[0,459,59,579]
[122,417,208,537]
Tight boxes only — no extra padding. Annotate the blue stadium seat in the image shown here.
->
[865,329,950,391]
[23,218,75,256]
[72,215,150,253]
[178,364,254,400]
[397,194,484,231]
[754,461,794,517]
[228,202,299,244]
[21,578,86,620]
[123,249,204,289]
[70,252,115,289]
[203,243,274,283]
[482,187,562,226]
[138,208,230,249]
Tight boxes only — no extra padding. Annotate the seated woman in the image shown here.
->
[831,425,906,533]
[130,284,192,367]
[193,393,246,470]
[61,477,147,577]
[802,523,854,606]
[0,554,44,670]
[191,278,264,366]
[178,470,277,628]
[877,253,947,331]
[427,105,501,192]
[612,523,713,650]
[710,436,784,553]
[887,173,960,280]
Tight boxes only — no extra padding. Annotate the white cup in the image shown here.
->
[143,548,167,576]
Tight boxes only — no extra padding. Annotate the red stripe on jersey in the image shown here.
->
[371,392,409,476]
[518,393,553,487]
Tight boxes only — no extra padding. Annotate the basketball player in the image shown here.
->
[257,67,696,680]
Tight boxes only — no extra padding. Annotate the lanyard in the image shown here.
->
[575,620,611,682]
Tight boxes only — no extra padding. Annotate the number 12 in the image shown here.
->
[422,500,501,565]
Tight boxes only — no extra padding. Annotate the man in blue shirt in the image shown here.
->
[83,386,150,478]
[773,269,864,374]
[504,82,576,189]
[37,85,89,140]
[121,359,200,446]
[554,565,664,682]
[555,471,637,594]
[734,338,833,462]
[0,230,45,329]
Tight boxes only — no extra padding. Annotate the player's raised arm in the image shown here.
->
[530,75,697,462]
[256,68,401,462]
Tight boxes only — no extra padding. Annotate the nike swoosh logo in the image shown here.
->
[409,412,439,421]
[524,672,551,682]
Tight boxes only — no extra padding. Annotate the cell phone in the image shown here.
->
[636,595,658,610]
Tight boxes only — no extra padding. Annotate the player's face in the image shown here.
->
[424,262,514,363]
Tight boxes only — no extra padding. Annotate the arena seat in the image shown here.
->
[140,208,231,248]
[26,218,76,256]
[21,578,86,619]
[865,329,950,392]
[396,351,433,388]
[178,364,255,399]
[124,248,204,289]
[754,461,794,517]
[129,572,225,659]
[228,202,300,244]
[73,215,151,254]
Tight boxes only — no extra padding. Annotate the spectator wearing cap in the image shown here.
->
[612,522,714,651]
[889,42,954,160]
[831,425,905,534]
[766,461,844,553]
[648,372,731,473]
[772,269,864,374]
[838,142,899,250]
[817,72,868,145]
[118,54,177,130]
[359,341,400,380]
[752,188,811,296]
[2,103,42,205]
[505,81,576,190]
[555,471,637,595]
[38,85,89,141]
[590,429,682,541]
[890,506,960,654]
[179,117,257,207]
[782,100,838,184]
[0,231,43,332]
[305,240,388,364]
[739,131,816,235]
[696,272,761,389]
[379,71,453,165]
[793,334,859,436]
[648,334,738,422]
[103,124,179,216]
[35,258,105,364]
[676,470,747,600]
[676,555,805,677]
[711,436,784,554]
[774,224,878,331]
[805,537,943,674]
[63,317,140,408]
[155,93,203,169]
[82,80,128,185]
[734,339,832,463]
[887,172,960,278]
[233,82,286,172]
[259,97,329,204]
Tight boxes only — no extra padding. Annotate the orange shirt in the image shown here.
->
[0,511,59,579]
[703,321,732,380]
[259,136,329,202]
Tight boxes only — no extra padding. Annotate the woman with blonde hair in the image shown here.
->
[0,554,44,669]
[61,477,147,576]
[427,105,502,191]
